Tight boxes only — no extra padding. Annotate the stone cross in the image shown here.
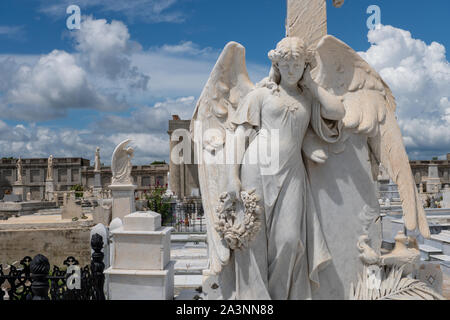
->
[286,0,344,46]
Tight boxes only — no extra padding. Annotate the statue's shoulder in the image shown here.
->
[247,86,271,101]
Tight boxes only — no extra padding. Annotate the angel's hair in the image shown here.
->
[258,37,311,93]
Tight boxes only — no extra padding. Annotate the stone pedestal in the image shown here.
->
[109,184,136,221]
[443,188,450,209]
[105,211,174,300]
[93,172,102,197]
[12,184,25,202]
[45,180,55,201]
[425,164,441,194]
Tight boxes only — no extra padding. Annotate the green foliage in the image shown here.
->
[150,160,166,165]
[432,156,438,160]
[146,186,172,224]
[71,184,84,198]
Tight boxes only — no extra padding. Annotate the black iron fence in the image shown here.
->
[164,201,205,233]
[0,234,105,300]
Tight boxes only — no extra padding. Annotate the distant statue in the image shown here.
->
[111,139,134,185]
[16,157,23,184]
[46,155,54,181]
[94,147,101,172]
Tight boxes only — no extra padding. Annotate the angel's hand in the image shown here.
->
[303,128,329,164]
[222,179,242,210]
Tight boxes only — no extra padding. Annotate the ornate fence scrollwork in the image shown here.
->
[0,256,32,301]
[0,233,106,301]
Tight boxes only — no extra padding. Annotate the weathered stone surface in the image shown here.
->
[109,184,136,220]
[0,224,93,266]
[106,211,174,300]
[123,211,161,232]
[287,0,327,46]
[61,193,82,220]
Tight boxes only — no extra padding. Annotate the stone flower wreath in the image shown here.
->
[215,189,262,250]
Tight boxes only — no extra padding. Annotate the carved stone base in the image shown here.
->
[12,184,25,201]
[45,180,55,201]
[109,184,136,220]
[105,262,175,300]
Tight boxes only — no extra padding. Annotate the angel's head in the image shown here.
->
[268,37,310,87]
[126,147,134,158]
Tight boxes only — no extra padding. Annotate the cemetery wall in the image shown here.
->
[0,227,92,266]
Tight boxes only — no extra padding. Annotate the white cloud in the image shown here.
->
[0,16,154,121]
[39,0,183,23]
[0,50,124,121]
[0,25,24,38]
[96,96,196,134]
[359,25,450,159]
[72,16,149,89]
[0,17,268,163]
[0,121,169,164]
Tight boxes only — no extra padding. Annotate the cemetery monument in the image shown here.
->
[191,0,439,300]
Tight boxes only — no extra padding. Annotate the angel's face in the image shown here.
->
[277,57,305,86]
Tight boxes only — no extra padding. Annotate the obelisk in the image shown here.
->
[286,0,343,47]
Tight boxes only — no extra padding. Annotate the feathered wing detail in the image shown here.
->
[111,139,132,183]
[190,42,254,273]
[313,35,430,238]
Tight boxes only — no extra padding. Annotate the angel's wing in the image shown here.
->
[190,42,254,273]
[313,35,430,238]
[111,139,131,176]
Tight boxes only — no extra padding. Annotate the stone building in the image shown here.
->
[0,157,169,200]
[0,157,89,200]
[82,163,169,193]
[168,115,200,199]
[410,153,450,192]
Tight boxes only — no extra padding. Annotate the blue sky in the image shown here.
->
[0,0,449,163]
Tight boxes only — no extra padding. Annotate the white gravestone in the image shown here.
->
[104,211,175,300]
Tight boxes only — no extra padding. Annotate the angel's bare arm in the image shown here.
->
[227,123,253,198]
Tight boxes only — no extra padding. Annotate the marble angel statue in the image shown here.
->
[111,139,134,185]
[191,35,430,300]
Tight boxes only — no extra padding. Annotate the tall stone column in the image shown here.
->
[287,0,327,46]
[169,132,181,198]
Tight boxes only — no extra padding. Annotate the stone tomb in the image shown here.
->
[105,211,174,300]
